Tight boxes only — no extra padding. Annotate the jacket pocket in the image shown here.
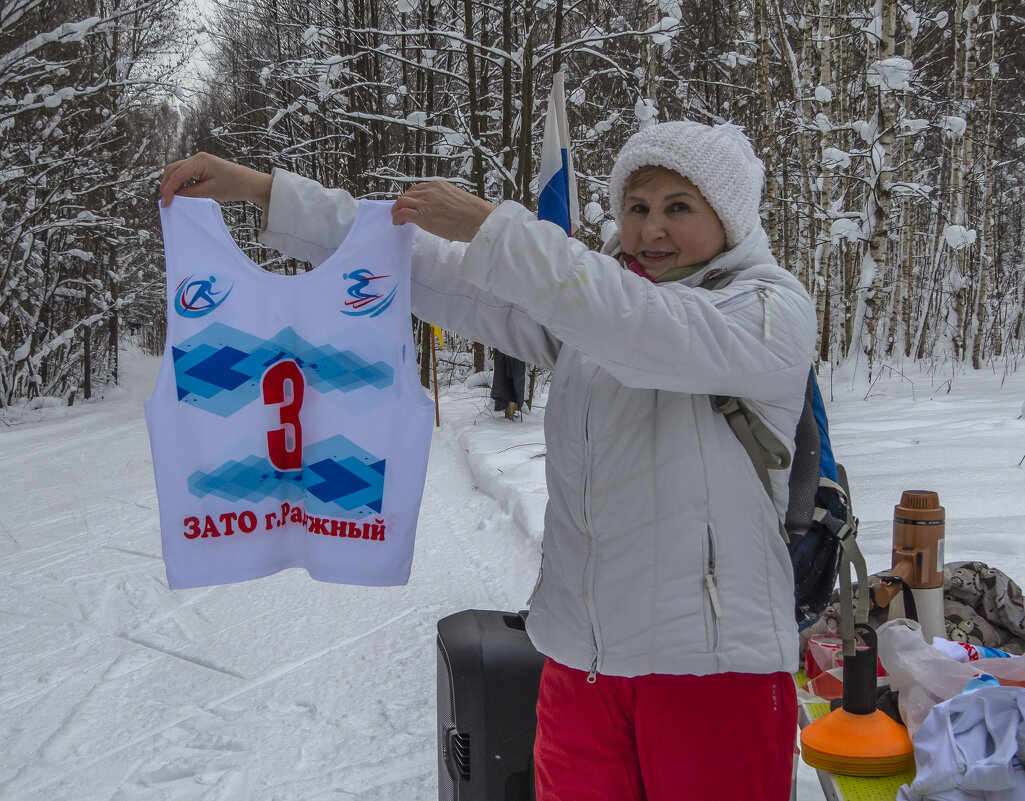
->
[714,285,774,341]
[703,525,722,651]
[713,288,760,311]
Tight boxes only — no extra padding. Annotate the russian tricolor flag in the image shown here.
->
[536,71,580,236]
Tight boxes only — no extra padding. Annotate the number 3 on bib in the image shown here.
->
[262,360,305,470]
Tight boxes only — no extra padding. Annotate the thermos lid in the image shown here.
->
[894,490,945,522]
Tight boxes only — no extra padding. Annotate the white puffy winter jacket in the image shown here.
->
[260,169,817,678]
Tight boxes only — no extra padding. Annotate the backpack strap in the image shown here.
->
[817,471,871,653]
[697,267,734,290]
[701,266,793,539]
[710,394,793,542]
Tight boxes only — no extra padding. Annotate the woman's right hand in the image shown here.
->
[160,152,272,210]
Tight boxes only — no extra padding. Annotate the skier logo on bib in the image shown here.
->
[174,274,234,318]
[341,268,396,318]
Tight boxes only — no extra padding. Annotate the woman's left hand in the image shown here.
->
[392,180,497,242]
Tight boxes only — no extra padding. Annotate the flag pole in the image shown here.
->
[529,70,580,412]
[537,71,580,237]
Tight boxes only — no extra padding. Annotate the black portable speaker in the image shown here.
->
[436,609,546,801]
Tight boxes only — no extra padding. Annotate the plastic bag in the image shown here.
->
[806,665,844,700]
[877,618,1025,736]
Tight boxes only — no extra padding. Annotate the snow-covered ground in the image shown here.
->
[3,350,1025,800]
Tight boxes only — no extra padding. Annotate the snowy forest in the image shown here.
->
[3,0,1024,408]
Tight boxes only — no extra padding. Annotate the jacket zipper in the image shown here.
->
[712,288,759,309]
[758,287,772,340]
[527,550,544,605]
[704,527,721,650]
[581,370,601,683]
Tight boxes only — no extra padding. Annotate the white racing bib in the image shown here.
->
[146,197,433,589]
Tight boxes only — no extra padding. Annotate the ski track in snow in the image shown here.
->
[3,351,1025,801]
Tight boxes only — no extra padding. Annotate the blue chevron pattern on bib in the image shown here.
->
[173,322,394,417]
[187,434,386,518]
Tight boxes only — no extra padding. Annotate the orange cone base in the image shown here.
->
[801,708,915,777]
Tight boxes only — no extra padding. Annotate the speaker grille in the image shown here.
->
[437,638,457,799]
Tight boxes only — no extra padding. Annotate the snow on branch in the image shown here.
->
[867,58,914,92]
[943,225,977,250]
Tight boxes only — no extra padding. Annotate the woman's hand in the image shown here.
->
[160,152,272,210]
[392,180,496,242]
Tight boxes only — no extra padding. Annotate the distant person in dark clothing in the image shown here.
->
[491,350,526,420]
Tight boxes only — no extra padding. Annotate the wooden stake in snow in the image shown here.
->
[431,326,442,427]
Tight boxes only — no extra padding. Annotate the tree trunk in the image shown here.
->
[860,0,898,373]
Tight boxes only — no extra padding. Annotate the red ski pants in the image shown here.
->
[533,658,797,801]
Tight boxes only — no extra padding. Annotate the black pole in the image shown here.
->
[841,624,879,716]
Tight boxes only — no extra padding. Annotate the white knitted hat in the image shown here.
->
[608,121,765,249]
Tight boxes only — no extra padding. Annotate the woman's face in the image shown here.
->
[619,167,726,280]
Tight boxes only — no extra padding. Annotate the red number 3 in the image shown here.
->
[262,360,305,470]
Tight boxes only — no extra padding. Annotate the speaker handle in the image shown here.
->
[442,726,469,782]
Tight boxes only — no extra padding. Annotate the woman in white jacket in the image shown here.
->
[161,120,817,801]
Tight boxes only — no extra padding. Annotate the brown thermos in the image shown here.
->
[883,491,946,642]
